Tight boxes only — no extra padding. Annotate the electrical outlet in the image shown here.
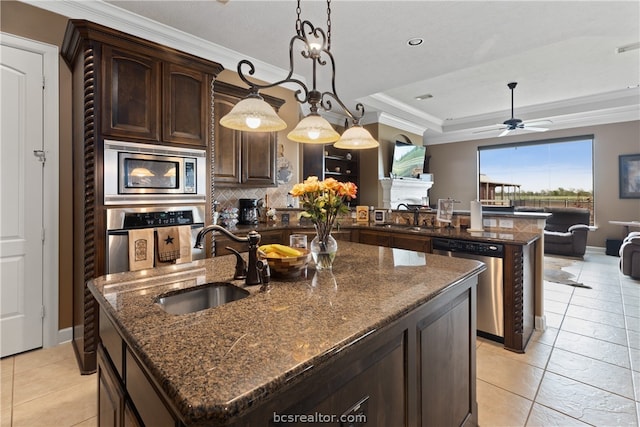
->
[483,218,497,228]
[499,219,514,229]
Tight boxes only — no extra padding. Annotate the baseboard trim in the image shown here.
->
[58,327,72,345]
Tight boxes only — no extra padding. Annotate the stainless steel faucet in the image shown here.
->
[194,225,263,286]
[396,203,420,227]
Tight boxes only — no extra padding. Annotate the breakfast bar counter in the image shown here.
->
[89,241,484,426]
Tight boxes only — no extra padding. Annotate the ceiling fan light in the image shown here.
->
[220,96,287,132]
[287,115,340,143]
[333,125,379,149]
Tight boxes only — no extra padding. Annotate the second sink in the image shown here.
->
[156,282,250,315]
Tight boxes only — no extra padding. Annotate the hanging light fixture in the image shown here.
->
[219,0,379,149]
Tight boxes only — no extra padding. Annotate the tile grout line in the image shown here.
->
[523,282,575,426]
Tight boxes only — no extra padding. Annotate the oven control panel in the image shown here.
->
[122,210,194,229]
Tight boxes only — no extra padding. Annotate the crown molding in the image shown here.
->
[20,0,299,85]
[375,113,428,137]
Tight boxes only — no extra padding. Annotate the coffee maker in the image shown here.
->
[239,199,260,225]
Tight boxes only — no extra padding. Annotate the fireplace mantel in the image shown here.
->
[380,176,434,209]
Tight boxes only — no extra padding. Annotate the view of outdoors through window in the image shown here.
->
[478,137,594,222]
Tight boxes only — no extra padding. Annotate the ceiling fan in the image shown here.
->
[476,82,552,137]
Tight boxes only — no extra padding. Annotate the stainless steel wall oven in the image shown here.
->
[106,205,206,274]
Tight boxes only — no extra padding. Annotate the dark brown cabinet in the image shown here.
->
[358,229,392,247]
[98,347,124,427]
[213,81,284,187]
[62,19,223,373]
[162,63,208,146]
[102,46,160,141]
[102,47,209,146]
[392,233,432,252]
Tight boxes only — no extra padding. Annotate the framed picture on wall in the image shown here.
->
[619,154,640,199]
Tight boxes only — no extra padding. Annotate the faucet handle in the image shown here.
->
[225,247,247,280]
[256,259,271,292]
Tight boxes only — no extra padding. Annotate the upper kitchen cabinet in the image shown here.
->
[102,46,161,141]
[65,20,222,147]
[103,49,209,145]
[213,81,285,187]
[162,63,208,146]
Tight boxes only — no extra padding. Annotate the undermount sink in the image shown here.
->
[156,282,250,315]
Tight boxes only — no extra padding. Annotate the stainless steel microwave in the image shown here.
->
[104,140,206,205]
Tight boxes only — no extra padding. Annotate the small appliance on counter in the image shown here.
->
[239,198,260,225]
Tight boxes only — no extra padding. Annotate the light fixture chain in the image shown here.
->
[296,0,302,33]
[326,0,332,51]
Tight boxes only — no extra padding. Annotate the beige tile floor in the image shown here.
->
[1,249,638,426]
[478,249,640,427]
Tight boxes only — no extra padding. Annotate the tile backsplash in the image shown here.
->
[214,185,297,212]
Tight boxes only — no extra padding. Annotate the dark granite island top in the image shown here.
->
[89,241,485,426]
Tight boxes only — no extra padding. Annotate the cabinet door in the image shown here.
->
[213,95,242,185]
[359,230,391,247]
[392,234,431,252]
[102,46,160,141]
[162,63,207,146]
[418,288,475,426]
[98,346,123,427]
[242,132,277,186]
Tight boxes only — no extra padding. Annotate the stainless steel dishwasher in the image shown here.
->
[432,237,505,342]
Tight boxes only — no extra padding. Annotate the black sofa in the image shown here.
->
[543,207,591,258]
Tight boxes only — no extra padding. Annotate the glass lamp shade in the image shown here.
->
[130,167,154,177]
[287,115,340,143]
[219,97,287,132]
[333,125,379,149]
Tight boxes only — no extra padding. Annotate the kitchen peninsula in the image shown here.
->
[90,241,484,426]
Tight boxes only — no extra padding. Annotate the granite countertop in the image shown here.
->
[233,222,541,246]
[89,241,485,426]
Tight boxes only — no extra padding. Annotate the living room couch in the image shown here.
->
[620,232,640,279]
[543,207,591,258]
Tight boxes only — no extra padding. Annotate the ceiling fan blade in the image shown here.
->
[472,127,506,134]
[523,120,553,127]
[498,128,512,137]
[524,126,549,132]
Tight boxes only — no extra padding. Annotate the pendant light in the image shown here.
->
[287,114,340,143]
[220,0,378,149]
[218,93,287,132]
[334,124,379,149]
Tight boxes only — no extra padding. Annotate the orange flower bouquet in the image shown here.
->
[290,176,357,269]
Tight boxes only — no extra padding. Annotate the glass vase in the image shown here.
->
[310,233,338,270]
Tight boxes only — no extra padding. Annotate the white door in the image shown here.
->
[0,44,44,357]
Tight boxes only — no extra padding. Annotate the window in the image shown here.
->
[478,136,594,221]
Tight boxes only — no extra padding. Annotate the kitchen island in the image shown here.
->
[89,241,484,426]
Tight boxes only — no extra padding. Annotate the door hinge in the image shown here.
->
[41,228,45,243]
[33,149,46,164]
[42,76,45,90]
[41,306,45,319]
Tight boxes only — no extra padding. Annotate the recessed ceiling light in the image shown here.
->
[407,37,424,47]
[415,93,433,101]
